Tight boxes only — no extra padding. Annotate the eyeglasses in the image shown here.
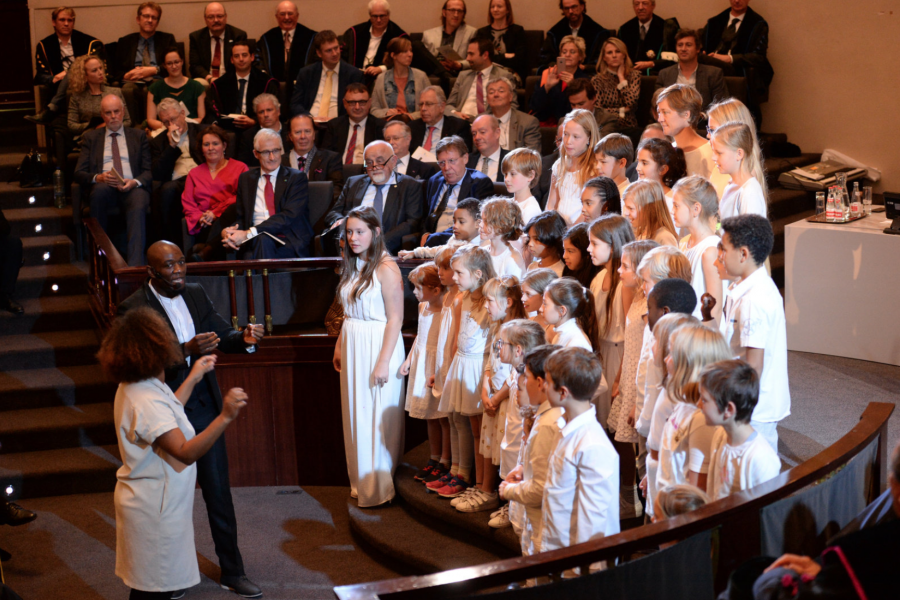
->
[364,154,395,169]
[255,149,282,157]
[345,100,369,107]
[437,157,462,168]
[420,101,442,108]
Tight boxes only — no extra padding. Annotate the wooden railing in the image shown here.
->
[333,402,894,599]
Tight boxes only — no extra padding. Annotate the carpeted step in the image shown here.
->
[0,364,114,412]
[0,330,101,371]
[0,444,120,499]
[0,181,56,209]
[768,187,813,223]
[0,294,93,335]
[21,234,75,266]
[0,403,116,453]
[14,262,88,298]
[3,206,72,238]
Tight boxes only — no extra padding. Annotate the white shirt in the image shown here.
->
[311,62,340,120]
[518,196,541,225]
[410,233,482,259]
[497,109,512,149]
[527,258,565,277]
[281,26,295,49]
[679,234,723,321]
[361,172,397,208]
[550,318,592,350]
[342,117,367,165]
[235,74,250,114]
[707,428,781,501]
[149,280,196,365]
[252,166,280,226]
[364,26,384,68]
[540,405,620,553]
[490,245,525,279]
[647,388,673,452]
[634,326,657,437]
[208,32,227,76]
[423,117,444,148]
[395,154,410,175]
[656,402,717,491]
[460,65,494,117]
[475,147,502,181]
[435,178,461,231]
[59,36,74,70]
[719,177,767,220]
[676,64,699,87]
[101,126,134,181]
[172,130,198,180]
[719,266,791,423]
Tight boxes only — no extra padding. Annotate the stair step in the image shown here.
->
[21,234,75,266]
[0,182,56,209]
[0,329,100,371]
[0,148,43,184]
[0,364,115,412]
[0,294,93,335]
[763,152,820,189]
[0,403,116,454]
[14,262,87,298]
[768,187,813,222]
[4,206,72,238]
[0,444,121,500]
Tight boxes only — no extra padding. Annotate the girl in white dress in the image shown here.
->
[547,108,600,226]
[672,175,725,323]
[622,180,679,247]
[502,148,543,226]
[711,122,768,220]
[525,212,566,276]
[333,207,406,508]
[400,263,450,483]
[635,137,686,218]
[481,197,527,279]
[521,268,559,340]
[541,277,598,351]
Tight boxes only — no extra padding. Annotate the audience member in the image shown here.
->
[547,109,599,225]
[468,115,507,183]
[207,41,279,133]
[238,93,286,167]
[617,0,679,74]
[446,38,517,121]
[74,94,150,266]
[476,0,528,82]
[595,133,634,197]
[223,129,314,258]
[382,121,436,180]
[0,208,24,314]
[290,30,365,121]
[529,35,589,125]
[342,0,408,77]
[421,0,478,74]
[591,38,641,139]
[67,56,131,142]
[564,79,619,138]
[370,37,430,120]
[322,84,386,165]
[655,29,728,112]
[409,86,473,154]
[259,1,316,90]
[189,2,248,84]
[146,46,206,131]
[540,0,610,68]
[485,77,540,152]
[283,114,344,201]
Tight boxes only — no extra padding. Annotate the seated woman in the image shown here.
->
[67,54,131,143]
[529,35,589,126]
[591,37,641,140]
[476,0,527,82]
[182,125,248,262]
[146,46,206,132]
[370,37,430,121]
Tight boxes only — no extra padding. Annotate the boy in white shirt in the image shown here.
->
[699,360,781,500]
[540,347,619,557]
[716,215,790,452]
[399,198,483,259]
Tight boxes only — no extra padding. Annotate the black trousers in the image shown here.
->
[89,183,150,267]
[0,234,23,300]
[155,177,187,247]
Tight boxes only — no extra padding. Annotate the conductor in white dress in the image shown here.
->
[98,307,247,599]
[333,206,406,507]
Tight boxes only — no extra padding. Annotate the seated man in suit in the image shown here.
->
[468,114,507,183]
[655,29,728,112]
[321,84,385,165]
[74,95,152,266]
[238,93,286,167]
[207,41,279,133]
[484,76,540,152]
[617,0,679,74]
[343,0,408,79]
[539,0,610,69]
[324,140,423,255]
[223,129,313,258]
[383,121,436,181]
[446,37,517,122]
[409,86,473,156]
[189,2,247,85]
[564,78,619,138]
[421,0,478,75]
[290,30,365,122]
[259,1,316,94]
[423,135,493,246]
[283,113,343,203]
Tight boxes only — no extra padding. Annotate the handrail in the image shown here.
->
[333,402,894,600]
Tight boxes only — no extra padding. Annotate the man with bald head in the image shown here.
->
[117,240,264,599]
[324,140,423,254]
[259,1,316,95]
[74,94,152,266]
[467,114,507,183]
[189,2,248,84]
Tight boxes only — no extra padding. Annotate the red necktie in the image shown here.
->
[476,71,485,114]
[423,126,436,152]
[211,37,222,78]
[264,174,276,216]
[345,124,359,164]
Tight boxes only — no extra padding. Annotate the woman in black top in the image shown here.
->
[476,0,527,82]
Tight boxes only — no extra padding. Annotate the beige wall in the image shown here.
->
[30,0,900,190]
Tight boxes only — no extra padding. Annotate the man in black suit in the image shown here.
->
[207,41,280,132]
[655,29,728,112]
[282,114,343,203]
[321,84,385,165]
[290,30,365,121]
[223,129,314,259]
[117,240,264,599]
[0,208,23,314]
[324,140,423,255]
[467,115,508,183]
[409,86,473,155]
[74,95,152,266]
[617,0,679,74]
[423,136,493,246]
[237,93,287,167]
[258,1,316,97]
[189,2,248,84]
[342,0,408,79]
[383,121,436,181]
[539,0,610,69]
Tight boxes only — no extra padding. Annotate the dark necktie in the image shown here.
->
[110,132,124,178]
[211,37,222,78]
[431,182,456,226]
[476,71,485,114]
[297,155,306,172]
[373,184,385,221]
[345,124,359,164]
[283,31,292,81]
[640,23,647,41]
[717,18,740,54]
[264,174,276,216]
[238,78,248,114]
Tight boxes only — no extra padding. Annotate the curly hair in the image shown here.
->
[97,307,183,383]
[68,54,105,95]
[481,196,524,243]
[720,214,774,265]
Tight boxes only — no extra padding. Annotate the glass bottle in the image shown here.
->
[825,187,836,223]
[850,182,862,219]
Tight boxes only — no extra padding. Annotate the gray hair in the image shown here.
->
[420,85,446,105]
[368,0,390,13]
[364,140,393,155]
[156,97,187,117]
[253,128,284,151]
[383,120,411,137]
[486,76,515,96]
[252,93,281,113]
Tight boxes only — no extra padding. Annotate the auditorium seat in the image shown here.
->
[307,181,336,233]
[342,164,365,181]
[492,182,508,196]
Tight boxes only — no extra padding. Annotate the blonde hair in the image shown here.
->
[652,313,697,378]
[711,121,768,213]
[450,245,497,291]
[597,37,633,72]
[637,245,691,284]
[556,109,600,197]
[623,180,677,241]
[68,54,105,95]
[657,84,703,127]
[707,98,757,145]
[655,484,711,520]
[500,318,547,354]
[501,147,542,181]
[559,35,586,60]
[673,175,719,224]
[522,268,559,295]
[481,197,524,242]
[484,276,527,322]
[622,240,658,300]
[409,262,444,291]
[665,322,731,404]
[434,245,455,270]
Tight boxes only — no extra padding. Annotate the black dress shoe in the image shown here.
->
[0,298,24,315]
[25,109,57,125]
[219,575,262,598]
[0,500,37,526]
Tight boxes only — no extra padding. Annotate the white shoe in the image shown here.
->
[457,489,500,513]
[489,504,511,528]
[489,504,507,519]
[450,486,478,507]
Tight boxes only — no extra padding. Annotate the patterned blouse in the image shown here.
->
[590,69,641,131]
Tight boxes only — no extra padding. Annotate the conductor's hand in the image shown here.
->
[764,554,821,578]
[222,388,248,423]
[188,354,217,384]
[185,332,220,356]
[243,324,264,345]
[700,292,717,322]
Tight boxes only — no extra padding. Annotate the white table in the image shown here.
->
[785,213,900,366]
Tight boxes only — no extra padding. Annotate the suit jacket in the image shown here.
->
[467,148,509,183]
[150,122,206,182]
[238,123,288,167]
[409,115,473,154]
[421,24,478,62]
[325,173,423,254]
[233,167,314,256]
[111,31,178,83]
[617,15,679,74]
[74,126,153,190]
[540,15,610,69]
[476,24,528,81]
[321,115,385,158]
[34,30,103,85]
[207,68,279,121]
[446,64,518,116]
[342,20,407,70]
[424,169,494,233]
[189,25,248,80]
[535,150,559,210]
[655,63,728,111]
[117,281,247,412]
[281,146,344,202]
[528,67,590,124]
[404,157,437,181]
[259,24,317,82]
[502,109,541,152]
[289,60,365,118]
[702,7,773,102]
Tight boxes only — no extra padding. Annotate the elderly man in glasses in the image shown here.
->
[323,140,423,254]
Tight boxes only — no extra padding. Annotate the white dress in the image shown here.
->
[339,257,407,507]
[431,301,456,398]
[114,378,199,593]
[591,270,625,428]
[440,292,491,416]
[491,245,525,279]
[719,177,768,220]
[680,234,724,320]
[551,160,584,226]
[481,329,511,460]
[609,295,645,442]
[405,303,447,419]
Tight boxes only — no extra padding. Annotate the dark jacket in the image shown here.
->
[321,115,386,158]
[702,7,773,103]
[535,150,559,209]
[405,157,437,181]
[475,24,528,82]
[233,167,314,257]
[150,122,206,182]
[238,123,288,167]
[655,62,729,111]
[528,66,589,124]
[539,14,610,69]
[259,24,317,82]
[207,68,279,121]
[326,172,424,254]
[281,146,344,202]
[617,15,680,74]
[424,169,494,233]
[289,60,365,118]
[467,148,510,183]
[74,126,153,190]
[34,30,104,86]
[342,20,408,70]
[409,115,473,154]
[188,24,248,80]
[111,31,178,83]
